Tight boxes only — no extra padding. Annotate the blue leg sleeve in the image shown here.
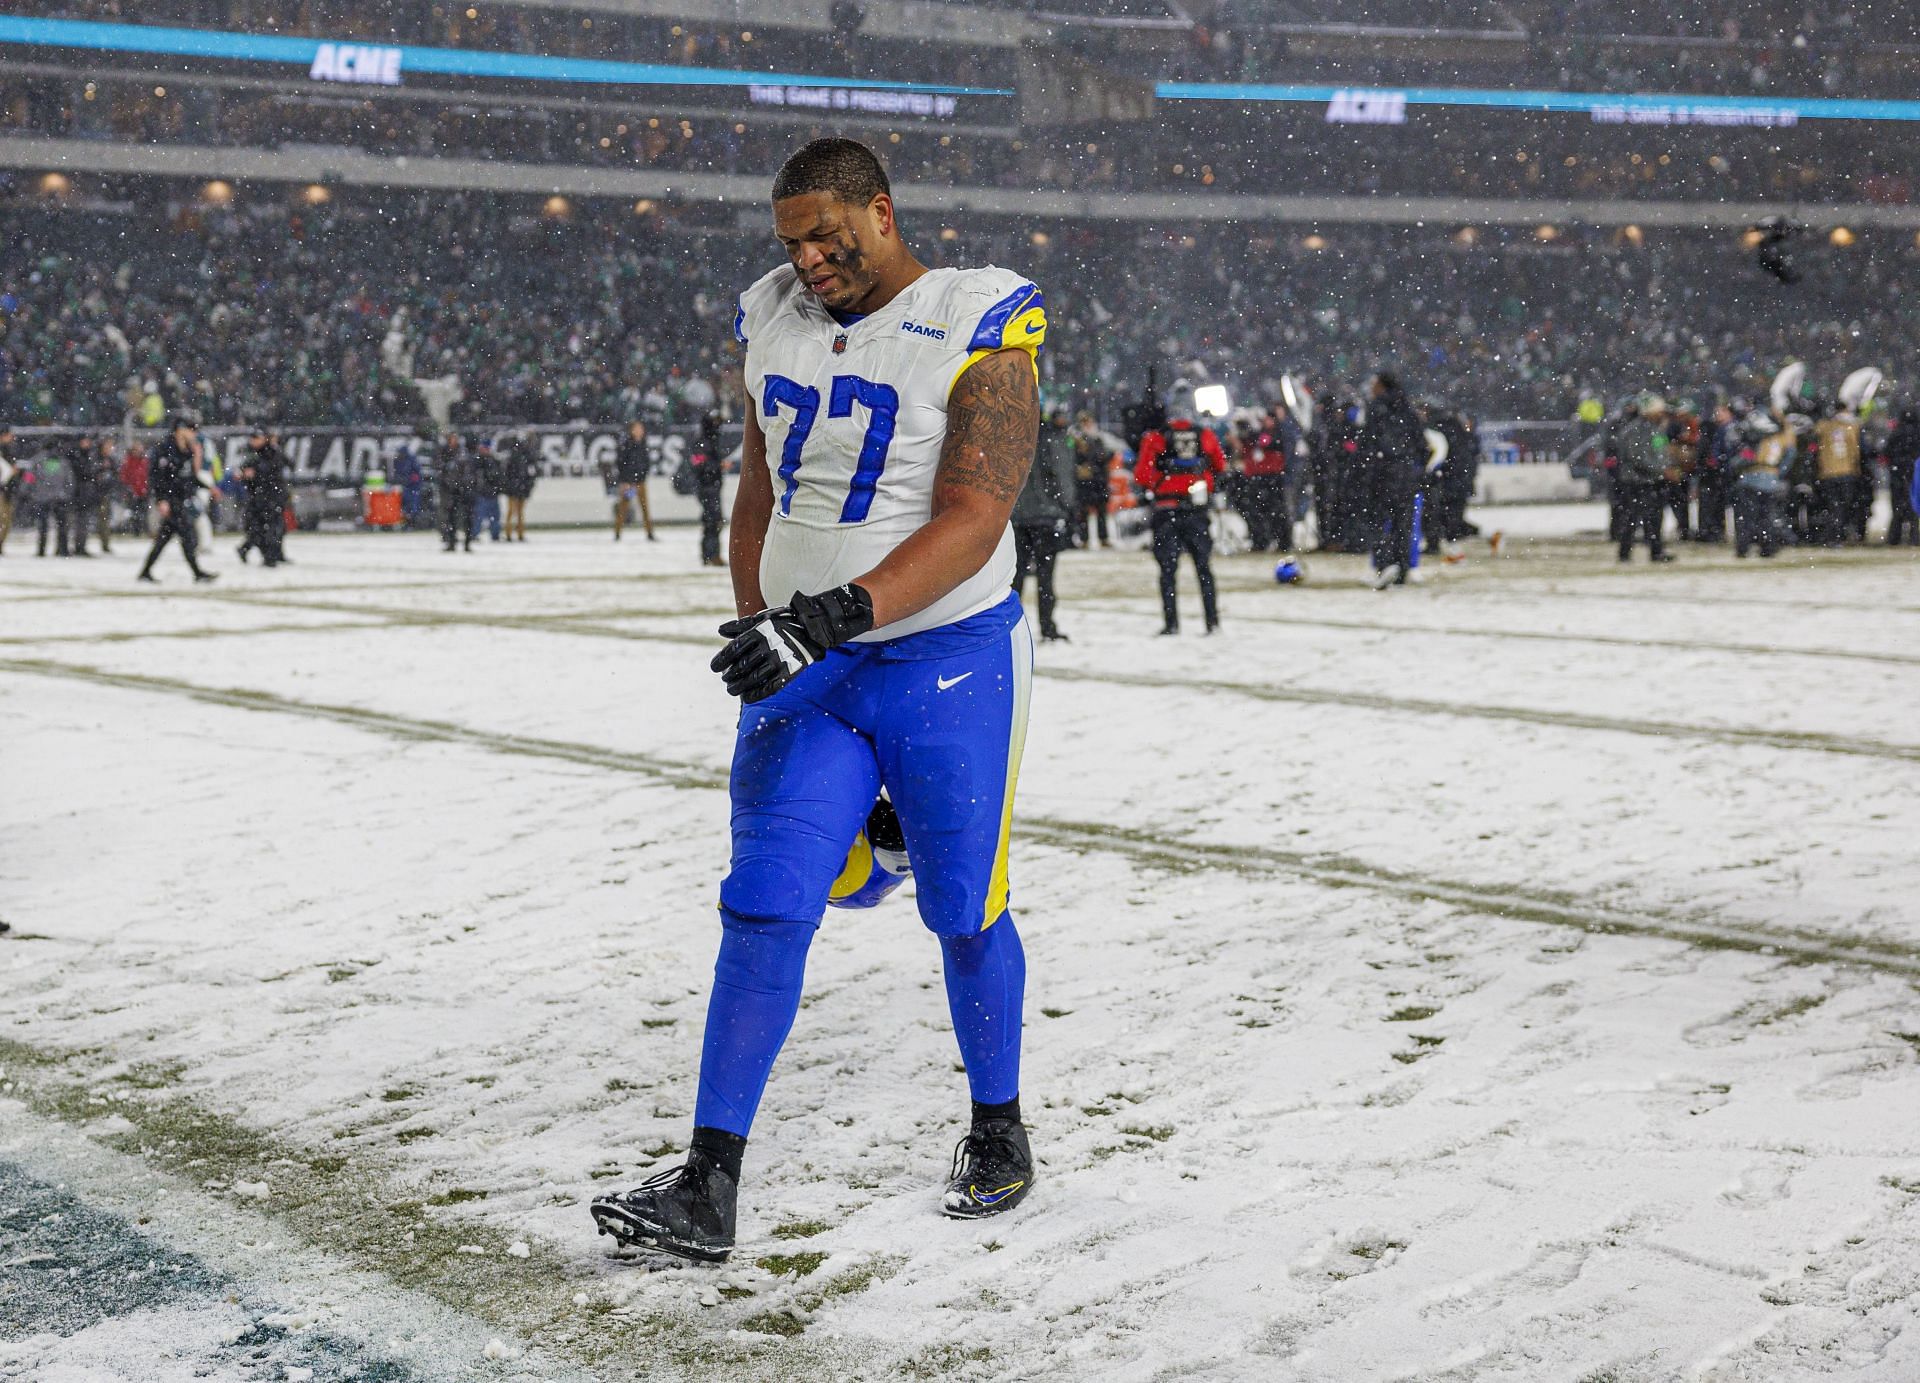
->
[692,910,817,1138]
[938,914,1026,1106]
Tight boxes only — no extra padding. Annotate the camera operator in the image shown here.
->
[236,425,290,567]
[1135,414,1226,635]
[1012,405,1077,642]
[136,416,217,583]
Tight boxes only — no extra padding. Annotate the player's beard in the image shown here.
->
[816,234,874,312]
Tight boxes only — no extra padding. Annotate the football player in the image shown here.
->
[592,138,1044,1263]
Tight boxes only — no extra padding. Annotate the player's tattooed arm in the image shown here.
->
[853,347,1039,629]
[936,348,1042,506]
[728,409,773,619]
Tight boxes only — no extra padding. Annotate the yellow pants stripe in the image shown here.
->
[982,616,1034,928]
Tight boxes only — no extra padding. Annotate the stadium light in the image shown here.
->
[1193,385,1231,418]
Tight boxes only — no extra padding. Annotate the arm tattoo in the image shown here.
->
[939,349,1040,507]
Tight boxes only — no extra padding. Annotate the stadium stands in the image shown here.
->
[4,196,1912,428]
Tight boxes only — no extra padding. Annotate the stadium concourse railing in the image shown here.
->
[11,134,1920,230]
[7,419,1594,530]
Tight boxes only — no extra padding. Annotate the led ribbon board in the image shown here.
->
[0,16,1010,97]
[1157,81,1920,126]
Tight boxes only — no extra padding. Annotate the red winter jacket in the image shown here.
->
[1135,422,1227,510]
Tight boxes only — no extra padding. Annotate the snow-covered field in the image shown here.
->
[4,505,1919,1382]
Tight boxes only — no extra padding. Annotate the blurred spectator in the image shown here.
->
[1609,395,1674,562]
[473,438,504,542]
[500,428,538,542]
[1884,406,1920,547]
[136,415,217,582]
[0,424,16,555]
[236,425,289,566]
[1012,404,1076,642]
[611,420,657,542]
[1361,371,1427,588]
[692,410,726,566]
[437,431,477,552]
[1068,413,1115,549]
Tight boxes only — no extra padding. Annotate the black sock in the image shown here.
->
[689,1126,746,1183]
[972,1095,1021,1126]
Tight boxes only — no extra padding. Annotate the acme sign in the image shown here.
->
[1325,89,1407,124]
[309,43,403,85]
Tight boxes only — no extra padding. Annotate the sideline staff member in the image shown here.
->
[137,416,218,584]
[1135,415,1225,635]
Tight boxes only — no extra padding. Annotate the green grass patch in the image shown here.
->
[1385,1005,1441,1023]
[426,1187,487,1206]
[770,1219,832,1240]
[739,1309,808,1338]
[756,1251,828,1278]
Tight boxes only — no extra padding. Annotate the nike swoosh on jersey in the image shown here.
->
[935,672,975,691]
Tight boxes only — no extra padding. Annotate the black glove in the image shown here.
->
[711,583,875,703]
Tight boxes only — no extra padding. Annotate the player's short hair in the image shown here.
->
[772,137,891,207]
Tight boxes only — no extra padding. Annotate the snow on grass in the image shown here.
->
[3,526,1920,1380]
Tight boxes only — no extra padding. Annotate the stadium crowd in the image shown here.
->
[8,198,1920,435]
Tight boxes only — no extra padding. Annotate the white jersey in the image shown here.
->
[736,262,1047,641]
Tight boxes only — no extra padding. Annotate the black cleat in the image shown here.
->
[193,571,219,583]
[941,1118,1034,1220]
[590,1152,737,1263]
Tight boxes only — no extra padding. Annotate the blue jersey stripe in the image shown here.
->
[967,283,1041,353]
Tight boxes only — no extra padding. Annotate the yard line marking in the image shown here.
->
[1071,600,1920,668]
[6,656,1914,978]
[168,596,1920,764]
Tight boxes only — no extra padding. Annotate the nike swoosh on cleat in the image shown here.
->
[935,672,974,691]
[970,1181,1024,1205]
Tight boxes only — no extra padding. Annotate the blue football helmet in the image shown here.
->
[827,795,912,910]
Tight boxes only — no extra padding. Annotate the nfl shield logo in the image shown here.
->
[832,333,849,354]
